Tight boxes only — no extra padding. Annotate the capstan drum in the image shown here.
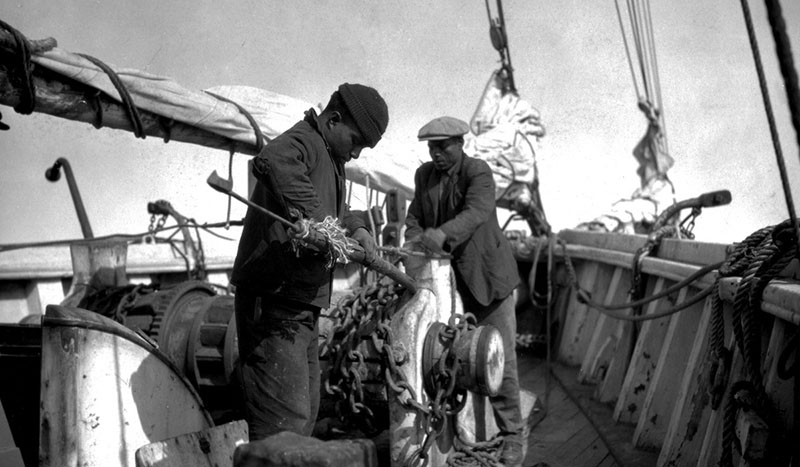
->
[421,321,505,397]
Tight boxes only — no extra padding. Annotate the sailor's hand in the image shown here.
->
[351,227,377,263]
[420,228,446,253]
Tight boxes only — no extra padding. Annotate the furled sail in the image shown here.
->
[466,70,550,235]
[1,23,548,219]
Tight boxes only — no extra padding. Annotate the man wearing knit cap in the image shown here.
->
[404,116,524,467]
[231,83,388,441]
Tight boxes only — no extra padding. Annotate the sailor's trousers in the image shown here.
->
[235,291,321,441]
[455,286,524,443]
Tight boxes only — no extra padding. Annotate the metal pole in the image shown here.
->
[45,157,94,239]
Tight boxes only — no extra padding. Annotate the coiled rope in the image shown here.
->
[709,219,798,466]
[706,225,774,410]
[0,19,36,114]
[293,216,357,268]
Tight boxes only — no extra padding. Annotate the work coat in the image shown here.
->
[231,110,366,308]
[405,153,520,307]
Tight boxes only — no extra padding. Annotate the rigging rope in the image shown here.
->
[615,0,670,158]
[763,0,800,157]
[0,19,36,115]
[556,236,720,322]
[703,219,799,466]
[738,0,800,251]
[76,53,146,139]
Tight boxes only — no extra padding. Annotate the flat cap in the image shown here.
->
[417,116,470,141]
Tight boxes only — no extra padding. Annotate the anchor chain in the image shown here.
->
[321,281,407,434]
[412,313,473,463]
[321,278,485,465]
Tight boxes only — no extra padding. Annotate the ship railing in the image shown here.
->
[520,228,798,467]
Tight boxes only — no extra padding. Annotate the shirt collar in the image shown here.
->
[442,152,464,179]
[304,108,332,155]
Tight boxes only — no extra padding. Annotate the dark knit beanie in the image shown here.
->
[337,83,389,148]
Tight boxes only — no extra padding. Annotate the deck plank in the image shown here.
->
[519,353,658,466]
[564,434,612,467]
[550,424,602,460]
[549,362,659,467]
[597,453,618,467]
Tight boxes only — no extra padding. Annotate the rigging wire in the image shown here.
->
[614,0,640,100]
[615,0,671,168]
[738,0,800,250]
[642,0,668,156]
[763,0,800,157]
[627,0,650,98]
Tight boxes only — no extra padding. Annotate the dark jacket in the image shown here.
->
[231,110,366,308]
[405,153,520,307]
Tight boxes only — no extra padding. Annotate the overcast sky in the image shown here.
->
[1,1,799,253]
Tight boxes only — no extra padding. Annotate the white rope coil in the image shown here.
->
[293,216,357,268]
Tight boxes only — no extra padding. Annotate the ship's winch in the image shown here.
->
[422,319,504,399]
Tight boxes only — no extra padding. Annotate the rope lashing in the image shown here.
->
[76,53,146,139]
[85,89,104,129]
[703,220,799,465]
[629,224,677,316]
[720,380,764,467]
[707,223,783,410]
[201,91,266,230]
[204,90,265,154]
[292,216,356,269]
[158,116,175,143]
[731,219,797,384]
[0,19,36,114]
[709,226,774,359]
[707,341,732,410]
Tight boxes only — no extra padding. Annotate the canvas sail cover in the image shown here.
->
[577,109,676,234]
[465,70,545,202]
[25,46,550,216]
[28,47,418,198]
[464,71,550,235]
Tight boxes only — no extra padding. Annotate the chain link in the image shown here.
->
[679,207,700,239]
[145,212,168,244]
[322,279,482,464]
[321,281,411,435]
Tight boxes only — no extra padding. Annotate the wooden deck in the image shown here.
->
[519,351,659,467]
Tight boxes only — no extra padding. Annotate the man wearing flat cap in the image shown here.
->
[231,83,388,441]
[404,116,524,466]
